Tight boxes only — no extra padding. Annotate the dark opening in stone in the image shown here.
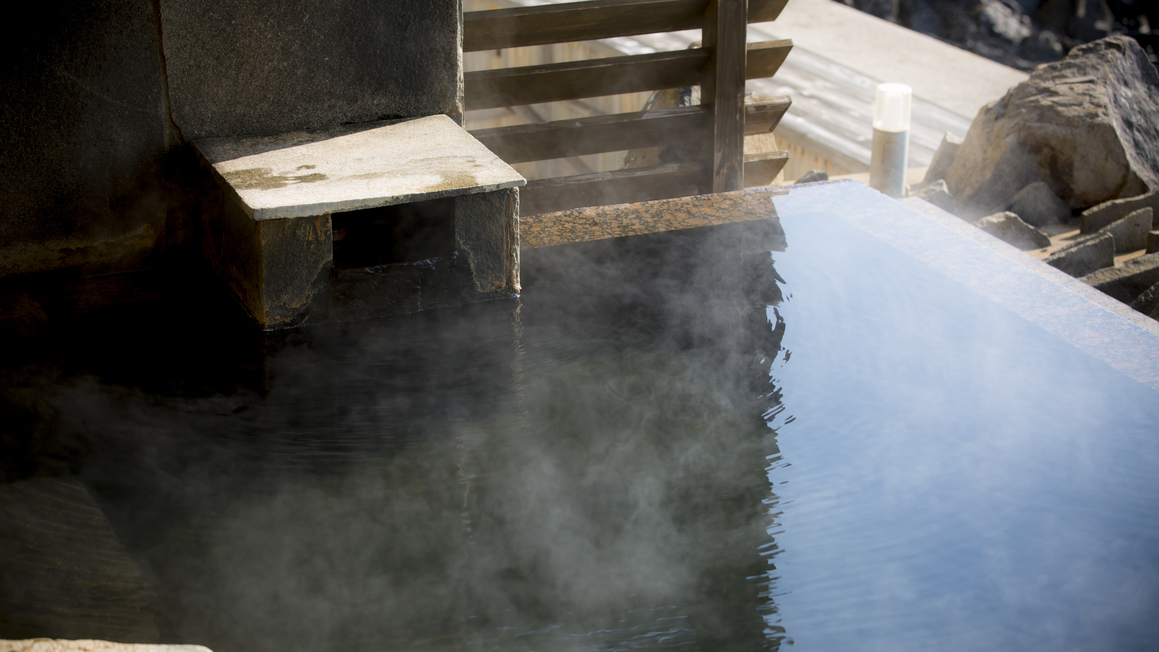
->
[331,197,456,269]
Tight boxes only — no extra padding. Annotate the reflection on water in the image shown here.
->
[767,211,1159,652]
[0,221,789,651]
[6,205,1157,652]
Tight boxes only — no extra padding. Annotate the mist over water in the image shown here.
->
[4,205,1158,651]
[0,222,790,651]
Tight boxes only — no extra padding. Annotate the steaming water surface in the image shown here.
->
[2,209,1158,651]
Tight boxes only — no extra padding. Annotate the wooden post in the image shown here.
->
[702,0,747,193]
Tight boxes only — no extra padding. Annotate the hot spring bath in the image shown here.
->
[2,182,1157,651]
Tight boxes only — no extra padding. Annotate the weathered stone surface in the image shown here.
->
[1080,190,1159,233]
[1043,232,1115,277]
[910,179,956,215]
[0,642,209,652]
[1009,181,1071,227]
[973,211,1051,250]
[196,116,524,221]
[1098,207,1153,253]
[795,170,829,184]
[0,478,170,641]
[944,36,1159,218]
[1149,230,1159,254]
[1081,252,1159,303]
[158,0,462,141]
[921,132,964,184]
[0,0,175,278]
[455,188,521,294]
[1130,281,1159,319]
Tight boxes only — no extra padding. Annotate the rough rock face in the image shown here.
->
[1080,190,1159,233]
[1098,207,1154,253]
[974,211,1051,250]
[944,36,1159,219]
[921,132,963,185]
[1009,181,1071,227]
[1081,252,1159,304]
[1043,232,1115,277]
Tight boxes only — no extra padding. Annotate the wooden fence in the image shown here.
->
[463,0,794,215]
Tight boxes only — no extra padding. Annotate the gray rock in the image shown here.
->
[922,132,964,184]
[1080,252,1159,304]
[795,170,829,184]
[1043,232,1115,277]
[944,36,1159,218]
[1097,207,1153,253]
[1080,190,1159,233]
[974,211,1051,250]
[1129,280,1159,318]
[1149,230,1159,255]
[1009,181,1071,226]
[159,0,462,141]
[910,179,957,214]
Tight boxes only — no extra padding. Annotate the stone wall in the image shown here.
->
[0,0,463,279]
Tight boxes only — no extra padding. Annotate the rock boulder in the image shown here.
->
[1043,231,1115,277]
[944,36,1159,219]
[974,211,1051,250]
[1080,252,1159,304]
[1080,190,1159,233]
[1009,181,1071,227]
[1098,207,1153,253]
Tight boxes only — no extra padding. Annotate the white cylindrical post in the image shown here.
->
[869,83,912,198]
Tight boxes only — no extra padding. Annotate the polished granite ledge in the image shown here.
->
[520,189,789,249]
[776,180,1159,392]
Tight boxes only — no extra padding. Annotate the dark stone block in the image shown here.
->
[159,0,463,141]
[0,0,175,277]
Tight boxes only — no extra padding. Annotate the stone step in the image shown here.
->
[193,115,526,329]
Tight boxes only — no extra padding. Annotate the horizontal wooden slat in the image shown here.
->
[745,39,792,80]
[465,0,707,52]
[465,49,708,111]
[749,0,790,23]
[465,41,791,110]
[470,107,710,163]
[744,96,792,134]
[464,0,792,52]
[743,151,789,187]
[520,162,708,216]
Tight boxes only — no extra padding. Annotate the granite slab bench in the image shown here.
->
[195,115,525,328]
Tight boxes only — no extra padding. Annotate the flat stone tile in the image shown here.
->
[774,181,1159,392]
[195,115,525,221]
[523,190,786,247]
[520,211,612,249]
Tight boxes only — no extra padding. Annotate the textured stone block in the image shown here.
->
[974,211,1051,250]
[158,0,462,141]
[1097,207,1153,253]
[921,131,963,184]
[455,187,521,294]
[1081,190,1159,233]
[1081,252,1159,304]
[1043,232,1115,277]
[196,117,524,327]
[0,0,173,278]
[1010,181,1072,227]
